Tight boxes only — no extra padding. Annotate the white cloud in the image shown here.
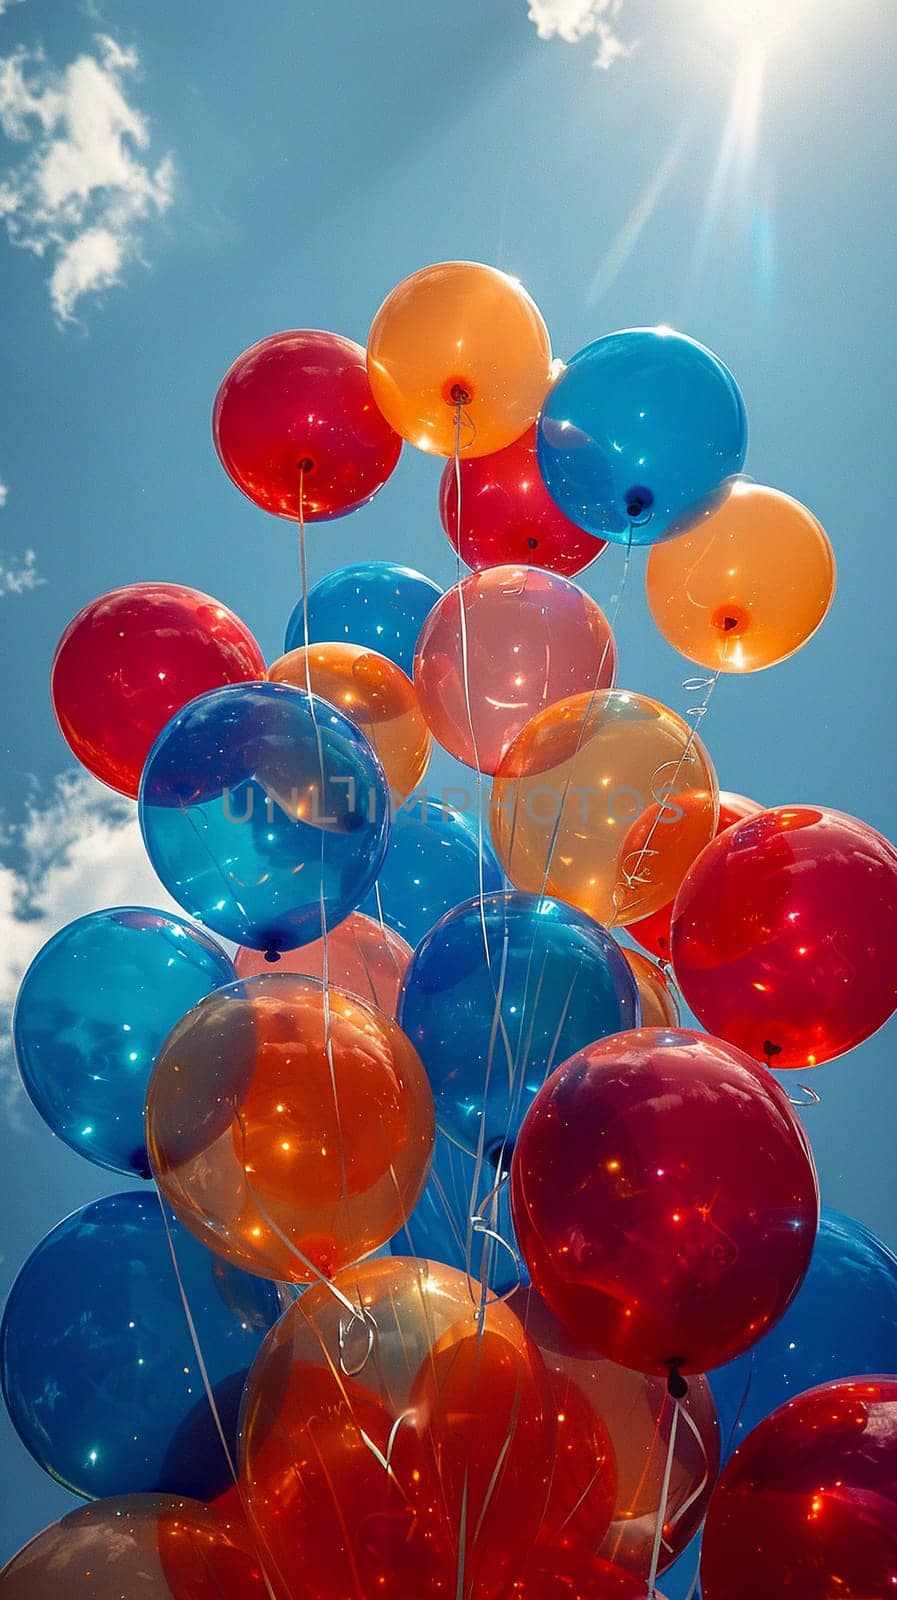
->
[0,477,7,506]
[526,0,634,68]
[0,32,173,321]
[0,1,27,16]
[0,547,42,595]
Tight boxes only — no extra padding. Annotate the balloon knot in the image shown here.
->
[666,1361,689,1400]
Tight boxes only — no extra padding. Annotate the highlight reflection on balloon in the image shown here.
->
[625,791,761,962]
[146,974,434,1282]
[234,910,411,1018]
[284,560,443,677]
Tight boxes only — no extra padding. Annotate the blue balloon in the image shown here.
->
[657,1535,703,1600]
[13,908,235,1178]
[285,560,443,676]
[0,1191,280,1501]
[393,1130,522,1296]
[537,328,748,546]
[398,890,639,1154]
[362,798,502,947]
[139,681,390,953]
[711,1207,897,1461]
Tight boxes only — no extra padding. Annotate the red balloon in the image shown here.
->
[213,330,402,520]
[439,424,607,576]
[701,1377,897,1600]
[625,791,761,961]
[511,1027,819,1376]
[51,583,266,798]
[500,1550,655,1598]
[670,806,897,1069]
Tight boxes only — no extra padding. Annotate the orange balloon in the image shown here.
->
[646,480,837,672]
[0,1494,268,1598]
[268,642,432,801]
[367,261,553,458]
[623,949,680,1027]
[146,975,434,1282]
[490,690,719,927]
[234,910,412,1016]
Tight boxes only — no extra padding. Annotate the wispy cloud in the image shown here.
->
[526,0,634,69]
[0,1,27,17]
[0,32,174,322]
[0,548,42,595]
[0,476,7,507]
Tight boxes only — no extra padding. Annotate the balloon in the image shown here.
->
[623,949,680,1027]
[235,910,411,1017]
[670,805,897,1068]
[138,681,390,953]
[51,584,266,799]
[212,329,401,520]
[240,1255,556,1599]
[0,1192,280,1502]
[439,424,607,576]
[361,798,503,947]
[625,792,761,961]
[646,480,836,672]
[516,1287,719,1580]
[285,560,443,676]
[537,329,747,547]
[414,565,617,774]
[712,1208,897,1459]
[367,261,553,458]
[700,1377,897,1600]
[491,690,719,927]
[12,908,235,1178]
[511,1027,819,1375]
[398,890,638,1155]
[146,974,434,1282]
[268,641,431,801]
[0,1494,269,1598]
[392,1129,521,1295]
[499,1552,658,1598]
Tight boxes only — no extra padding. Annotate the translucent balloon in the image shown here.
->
[491,690,719,927]
[212,329,401,520]
[138,681,390,953]
[367,261,553,457]
[501,1553,658,1598]
[511,1027,819,1375]
[392,1129,521,1296]
[0,1192,280,1502]
[414,565,617,774]
[670,805,897,1068]
[234,910,411,1017]
[439,424,607,575]
[268,642,431,801]
[538,329,747,546]
[0,1494,268,1598]
[146,974,434,1282]
[398,890,638,1154]
[646,480,836,671]
[625,791,761,961]
[51,584,266,799]
[13,908,235,1178]
[285,560,443,677]
[361,798,503,947]
[623,949,680,1027]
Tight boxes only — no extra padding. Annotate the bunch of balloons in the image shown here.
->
[3,259,896,1600]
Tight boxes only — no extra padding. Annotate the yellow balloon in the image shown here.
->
[490,689,719,927]
[367,261,553,458]
[624,948,681,1027]
[268,642,432,802]
[646,479,837,672]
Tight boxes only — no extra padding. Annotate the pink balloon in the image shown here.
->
[235,911,411,1017]
[413,564,617,774]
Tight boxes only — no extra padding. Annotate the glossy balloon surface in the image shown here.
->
[51,584,266,799]
[212,329,401,519]
[235,910,411,1017]
[646,480,836,671]
[138,681,390,951]
[146,975,434,1282]
[537,329,747,546]
[398,891,638,1154]
[511,1027,819,1374]
[13,908,235,1177]
[671,805,897,1068]
[284,560,443,677]
[625,792,761,961]
[500,1552,657,1598]
[392,1129,521,1296]
[701,1378,897,1600]
[367,261,553,457]
[439,424,606,575]
[0,1192,280,1501]
[361,799,503,947]
[414,565,616,774]
[491,690,719,926]
[623,949,680,1028]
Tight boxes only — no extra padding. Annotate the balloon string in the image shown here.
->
[648,1394,681,1596]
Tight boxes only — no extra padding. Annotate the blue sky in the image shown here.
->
[1,0,896,1561]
